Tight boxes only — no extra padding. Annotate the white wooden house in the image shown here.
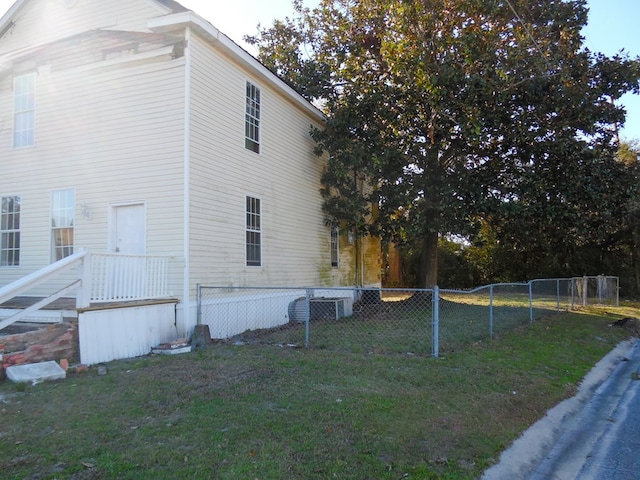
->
[0,0,381,359]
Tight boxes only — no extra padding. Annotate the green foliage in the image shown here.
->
[614,141,640,295]
[248,0,640,287]
[617,139,640,166]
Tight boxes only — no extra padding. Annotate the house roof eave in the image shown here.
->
[0,0,24,35]
[147,11,326,124]
[0,29,181,74]
[0,0,23,23]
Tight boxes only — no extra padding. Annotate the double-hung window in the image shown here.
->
[245,81,260,153]
[330,226,339,267]
[1,196,21,267]
[51,189,75,261]
[246,196,261,266]
[14,73,36,148]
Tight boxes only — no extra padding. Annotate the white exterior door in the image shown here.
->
[105,203,147,300]
[112,203,146,254]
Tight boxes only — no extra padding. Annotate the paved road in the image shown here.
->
[530,339,640,479]
[483,339,640,480]
[577,371,640,479]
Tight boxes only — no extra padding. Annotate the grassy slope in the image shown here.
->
[0,306,635,479]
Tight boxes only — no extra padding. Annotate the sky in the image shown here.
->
[0,0,638,140]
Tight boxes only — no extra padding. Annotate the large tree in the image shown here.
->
[247,0,640,287]
[615,141,640,293]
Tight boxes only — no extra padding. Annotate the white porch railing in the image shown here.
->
[0,251,171,331]
[89,253,169,303]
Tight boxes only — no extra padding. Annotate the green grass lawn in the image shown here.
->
[0,305,636,479]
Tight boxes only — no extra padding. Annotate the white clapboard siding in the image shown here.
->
[0,48,186,298]
[0,0,169,55]
[0,0,379,324]
[187,34,334,291]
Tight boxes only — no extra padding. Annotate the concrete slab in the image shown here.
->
[151,345,192,355]
[6,361,66,384]
[152,338,192,355]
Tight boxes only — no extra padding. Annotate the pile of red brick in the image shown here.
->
[1,323,79,371]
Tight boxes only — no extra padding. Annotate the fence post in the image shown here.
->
[616,277,620,307]
[304,289,311,348]
[597,275,604,304]
[196,284,202,326]
[556,279,560,312]
[432,286,439,358]
[529,281,534,324]
[583,276,588,307]
[489,284,494,338]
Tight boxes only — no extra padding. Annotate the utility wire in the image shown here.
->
[504,0,550,69]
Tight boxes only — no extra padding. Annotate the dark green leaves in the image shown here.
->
[250,0,640,286]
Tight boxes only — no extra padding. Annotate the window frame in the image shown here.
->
[51,189,75,262]
[245,81,261,154]
[1,195,21,267]
[245,195,262,267]
[13,72,36,149]
[330,226,339,268]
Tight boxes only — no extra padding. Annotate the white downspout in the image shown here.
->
[182,27,192,334]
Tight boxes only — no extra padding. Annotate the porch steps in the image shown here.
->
[5,360,66,384]
[0,296,78,326]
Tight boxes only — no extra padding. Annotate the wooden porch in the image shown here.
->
[0,252,178,365]
[0,296,76,311]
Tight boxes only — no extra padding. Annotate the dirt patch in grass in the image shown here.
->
[608,316,640,336]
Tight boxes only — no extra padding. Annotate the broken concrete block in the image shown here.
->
[6,360,66,384]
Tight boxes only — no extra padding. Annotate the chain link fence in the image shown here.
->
[197,276,618,357]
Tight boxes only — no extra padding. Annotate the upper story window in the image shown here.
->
[13,73,36,148]
[51,189,75,261]
[246,196,261,267]
[330,226,339,267]
[1,196,21,267]
[245,81,260,153]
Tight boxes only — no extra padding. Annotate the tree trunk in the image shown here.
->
[632,242,640,295]
[631,225,640,296]
[419,230,439,288]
